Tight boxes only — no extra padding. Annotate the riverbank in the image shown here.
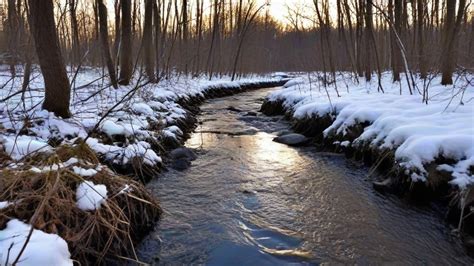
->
[261,72,474,245]
[0,67,287,264]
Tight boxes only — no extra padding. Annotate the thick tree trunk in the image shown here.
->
[440,0,467,85]
[143,0,156,82]
[97,0,118,89]
[417,0,426,78]
[118,0,133,85]
[28,0,71,118]
[392,0,403,81]
[440,1,455,85]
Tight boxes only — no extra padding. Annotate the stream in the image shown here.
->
[137,87,472,265]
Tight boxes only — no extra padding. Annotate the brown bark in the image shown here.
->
[28,0,71,118]
[143,0,156,82]
[97,0,118,89]
[7,0,19,76]
[392,0,403,81]
[118,0,133,85]
[68,0,80,66]
[417,0,426,78]
[440,0,466,85]
[364,0,372,81]
[182,0,188,74]
[153,0,161,78]
[113,0,121,61]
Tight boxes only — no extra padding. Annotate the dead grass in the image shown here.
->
[0,143,161,264]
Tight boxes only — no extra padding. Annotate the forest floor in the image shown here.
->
[0,66,285,264]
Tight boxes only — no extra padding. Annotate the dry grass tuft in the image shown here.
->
[0,143,161,264]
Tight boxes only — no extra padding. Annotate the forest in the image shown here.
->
[0,0,473,265]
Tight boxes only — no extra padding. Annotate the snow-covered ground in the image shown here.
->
[266,72,474,188]
[0,68,281,165]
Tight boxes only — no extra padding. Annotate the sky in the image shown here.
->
[259,0,313,25]
[101,0,315,26]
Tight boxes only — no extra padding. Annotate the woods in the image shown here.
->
[0,0,473,264]
[0,1,471,86]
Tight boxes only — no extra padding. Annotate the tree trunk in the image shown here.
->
[143,0,156,82]
[182,0,188,74]
[118,0,133,85]
[97,0,118,89]
[440,0,467,85]
[68,0,81,66]
[417,0,426,78]
[113,0,121,61]
[28,0,71,118]
[364,0,372,81]
[392,0,403,81]
[7,0,19,76]
[153,0,161,78]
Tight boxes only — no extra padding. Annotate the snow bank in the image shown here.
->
[1,135,52,160]
[0,69,281,170]
[0,219,73,266]
[267,73,474,188]
[76,181,108,211]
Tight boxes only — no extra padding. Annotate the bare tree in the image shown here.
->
[142,0,155,82]
[392,0,403,82]
[440,0,467,85]
[6,0,19,76]
[118,0,133,85]
[417,0,426,78]
[28,0,71,118]
[68,0,80,66]
[97,0,118,89]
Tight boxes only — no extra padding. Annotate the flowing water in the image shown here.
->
[137,87,472,265]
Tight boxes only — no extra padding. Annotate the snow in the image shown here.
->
[100,120,128,137]
[1,135,52,160]
[0,219,73,266]
[267,72,474,188]
[132,102,154,116]
[119,184,133,195]
[72,166,98,177]
[76,181,108,211]
[163,125,183,139]
[0,201,11,209]
[340,141,351,147]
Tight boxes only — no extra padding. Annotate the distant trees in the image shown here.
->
[27,0,71,118]
[0,0,471,113]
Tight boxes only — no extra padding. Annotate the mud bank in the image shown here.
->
[260,98,474,252]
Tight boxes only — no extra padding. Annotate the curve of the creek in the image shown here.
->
[137,87,472,265]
